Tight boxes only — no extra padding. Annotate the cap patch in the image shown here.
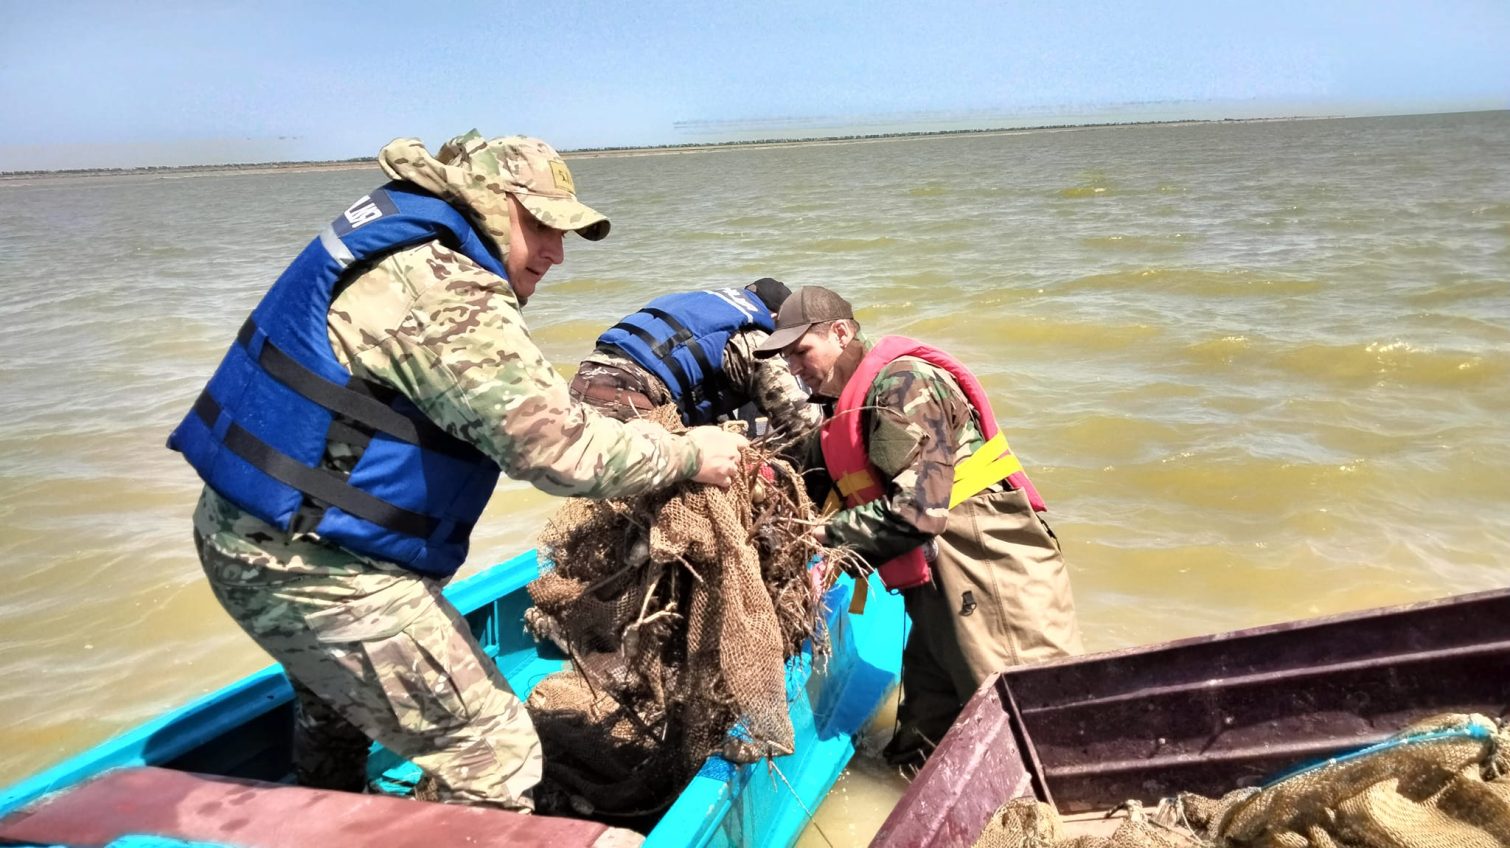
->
[549,160,576,194]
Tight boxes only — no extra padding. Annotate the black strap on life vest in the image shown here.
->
[234,320,476,459]
[603,320,704,411]
[190,319,481,543]
[641,308,731,418]
[191,391,462,540]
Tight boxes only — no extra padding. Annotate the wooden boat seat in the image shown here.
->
[0,766,641,847]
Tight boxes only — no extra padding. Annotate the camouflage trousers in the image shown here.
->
[568,359,671,421]
[192,488,541,811]
[887,486,1083,768]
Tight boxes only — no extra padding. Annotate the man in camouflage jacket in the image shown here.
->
[188,131,746,811]
[571,277,820,441]
[757,286,1082,769]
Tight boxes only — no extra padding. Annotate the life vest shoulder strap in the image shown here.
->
[822,336,1046,512]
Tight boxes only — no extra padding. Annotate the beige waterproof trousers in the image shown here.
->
[891,486,1083,763]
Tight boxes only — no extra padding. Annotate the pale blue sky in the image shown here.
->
[2,0,1507,170]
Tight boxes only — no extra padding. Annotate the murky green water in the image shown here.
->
[2,112,1507,843]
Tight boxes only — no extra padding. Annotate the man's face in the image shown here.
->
[782,322,849,391]
[504,194,565,306]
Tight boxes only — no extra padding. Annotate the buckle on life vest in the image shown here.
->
[949,432,1024,509]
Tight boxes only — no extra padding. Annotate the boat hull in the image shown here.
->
[0,549,905,848]
[871,586,1510,847]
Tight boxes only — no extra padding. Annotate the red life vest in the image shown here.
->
[820,336,1045,590]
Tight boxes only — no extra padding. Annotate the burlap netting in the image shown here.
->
[523,408,830,820]
[974,713,1510,848]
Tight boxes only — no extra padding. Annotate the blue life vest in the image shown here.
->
[597,288,775,424]
[168,183,506,577]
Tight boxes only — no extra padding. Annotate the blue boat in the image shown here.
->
[0,549,904,848]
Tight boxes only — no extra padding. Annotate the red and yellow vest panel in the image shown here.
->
[819,336,1045,589]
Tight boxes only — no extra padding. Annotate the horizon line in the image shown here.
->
[3,108,1505,178]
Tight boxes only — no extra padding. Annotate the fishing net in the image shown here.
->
[522,407,832,821]
[974,713,1510,848]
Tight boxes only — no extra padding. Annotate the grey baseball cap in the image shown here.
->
[753,285,855,358]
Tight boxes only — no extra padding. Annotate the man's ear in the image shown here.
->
[833,320,853,346]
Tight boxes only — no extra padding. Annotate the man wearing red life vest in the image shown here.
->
[755,286,1083,769]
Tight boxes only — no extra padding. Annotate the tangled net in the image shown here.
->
[975,713,1510,848]
[523,409,831,820]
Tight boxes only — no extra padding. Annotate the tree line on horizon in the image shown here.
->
[2,116,1312,177]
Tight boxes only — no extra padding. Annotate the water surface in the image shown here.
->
[2,112,1507,844]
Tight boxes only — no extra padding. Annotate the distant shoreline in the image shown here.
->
[0,116,1338,181]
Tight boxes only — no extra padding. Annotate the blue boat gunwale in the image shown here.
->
[2,546,905,848]
[0,548,540,818]
[648,572,903,847]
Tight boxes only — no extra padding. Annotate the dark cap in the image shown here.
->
[745,277,792,314]
[753,285,855,358]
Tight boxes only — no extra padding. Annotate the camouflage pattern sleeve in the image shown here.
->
[722,330,821,439]
[824,359,984,566]
[330,242,701,498]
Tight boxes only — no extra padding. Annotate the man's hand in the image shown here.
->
[688,426,750,487]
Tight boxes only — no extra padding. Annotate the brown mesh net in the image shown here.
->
[974,713,1510,848]
[522,409,831,820]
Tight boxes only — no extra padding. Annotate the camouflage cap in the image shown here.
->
[753,285,855,358]
[436,131,610,241]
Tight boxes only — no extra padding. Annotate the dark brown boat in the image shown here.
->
[870,587,1510,847]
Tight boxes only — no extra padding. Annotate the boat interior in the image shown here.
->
[872,586,1510,845]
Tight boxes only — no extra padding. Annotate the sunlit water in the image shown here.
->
[2,112,1508,845]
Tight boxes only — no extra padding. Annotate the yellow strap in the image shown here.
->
[848,575,869,614]
[950,432,1024,509]
[820,490,843,518]
[835,469,877,499]
[954,432,1006,479]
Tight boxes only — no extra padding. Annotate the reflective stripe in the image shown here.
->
[319,225,355,269]
[711,287,758,320]
[949,432,1025,509]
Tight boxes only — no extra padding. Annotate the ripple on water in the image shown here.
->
[884,270,955,289]
[986,315,1163,351]
[1468,202,1510,222]
[1058,267,1325,297]
[1089,449,1394,523]
[1401,278,1508,308]
[1055,413,1194,465]
[1271,340,1505,389]
[1055,171,1119,199]
[1183,333,1258,367]
[527,317,618,352]
[1080,233,1196,253]
[803,236,901,252]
